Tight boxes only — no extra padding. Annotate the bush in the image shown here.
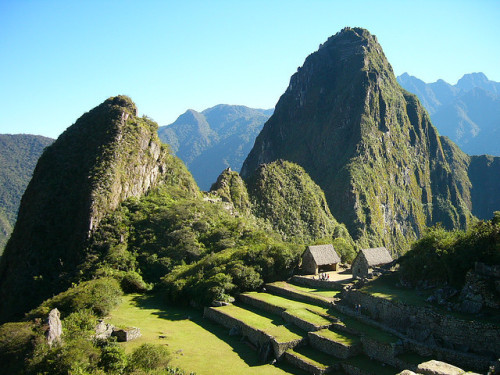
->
[0,321,35,374]
[128,343,171,371]
[28,277,123,319]
[99,341,127,373]
[120,271,151,293]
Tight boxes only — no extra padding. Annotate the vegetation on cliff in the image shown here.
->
[399,212,500,287]
[241,27,477,254]
[0,96,198,322]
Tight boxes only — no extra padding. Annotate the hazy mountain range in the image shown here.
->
[397,72,500,156]
[158,105,273,190]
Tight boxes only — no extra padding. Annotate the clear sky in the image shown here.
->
[1,0,499,138]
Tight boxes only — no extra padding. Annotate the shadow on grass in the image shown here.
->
[128,293,308,373]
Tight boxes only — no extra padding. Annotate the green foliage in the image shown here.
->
[0,321,35,373]
[247,160,354,246]
[128,343,171,372]
[28,278,123,319]
[99,341,128,373]
[121,271,152,293]
[400,213,500,286]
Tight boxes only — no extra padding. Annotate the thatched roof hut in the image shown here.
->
[352,247,392,278]
[301,244,341,275]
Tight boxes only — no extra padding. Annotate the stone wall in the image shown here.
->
[237,294,285,316]
[308,331,361,359]
[282,310,331,332]
[342,290,498,371]
[341,363,374,375]
[283,350,330,375]
[203,307,304,359]
[290,275,344,291]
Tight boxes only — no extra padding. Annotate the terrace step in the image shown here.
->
[239,292,335,332]
[283,346,344,375]
[265,281,334,308]
[203,303,306,359]
[308,328,362,359]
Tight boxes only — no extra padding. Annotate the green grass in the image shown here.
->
[268,282,333,306]
[289,346,341,368]
[315,328,360,346]
[108,294,307,375]
[214,304,305,343]
[243,292,334,326]
[288,284,342,299]
[360,274,430,307]
[336,312,399,344]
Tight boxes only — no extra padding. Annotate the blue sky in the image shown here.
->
[1,0,499,138]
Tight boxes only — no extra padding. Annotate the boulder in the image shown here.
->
[417,360,465,375]
[46,308,62,346]
[95,320,115,339]
[397,371,417,375]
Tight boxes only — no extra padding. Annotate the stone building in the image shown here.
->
[301,244,341,275]
[351,247,392,278]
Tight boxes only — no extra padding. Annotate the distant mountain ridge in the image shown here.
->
[397,72,500,156]
[0,134,53,254]
[158,104,272,190]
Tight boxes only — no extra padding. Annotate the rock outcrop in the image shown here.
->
[241,27,475,253]
[0,95,199,322]
[46,308,62,347]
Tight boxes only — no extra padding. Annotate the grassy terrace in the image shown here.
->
[360,273,431,307]
[214,304,305,343]
[288,346,341,369]
[289,284,342,299]
[333,311,399,344]
[108,294,308,375]
[268,281,334,305]
[242,292,334,327]
[315,328,360,346]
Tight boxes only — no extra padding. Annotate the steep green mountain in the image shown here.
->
[398,73,500,156]
[158,105,272,190]
[0,95,199,322]
[0,134,53,254]
[241,27,476,253]
[468,155,500,220]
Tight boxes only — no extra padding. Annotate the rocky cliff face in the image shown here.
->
[0,96,198,322]
[241,27,474,253]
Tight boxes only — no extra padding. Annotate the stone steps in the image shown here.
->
[203,303,306,359]
[283,346,343,375]
[238,292,335,332]
[308,328,361,359]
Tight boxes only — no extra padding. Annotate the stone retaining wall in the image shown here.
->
[341,363,374,375]
[308,331,361,359]
[203,307,304,359]
[361,336,402,369]
[291,275,345,291]
[342,290,497,372]
[282,350,329,375]
[282,310,331,332]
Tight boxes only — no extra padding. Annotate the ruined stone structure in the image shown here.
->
[301,244,341,275]
[351,247,392,278]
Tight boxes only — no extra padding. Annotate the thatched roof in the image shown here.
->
[305,244,341,265]
[359,247,392,266]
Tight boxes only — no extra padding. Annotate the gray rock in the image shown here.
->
[459,299,482,314]
[46,308,62,346]
[397,371,417,375]
[417,360,465,375]
[95,320,115,339]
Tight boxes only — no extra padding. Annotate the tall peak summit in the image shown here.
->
[242,28,473,252]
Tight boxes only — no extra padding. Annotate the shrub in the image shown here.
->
[99,341,127,373]
[28,277,123,319]
[120,271,152,293]
[128,343,171,371]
